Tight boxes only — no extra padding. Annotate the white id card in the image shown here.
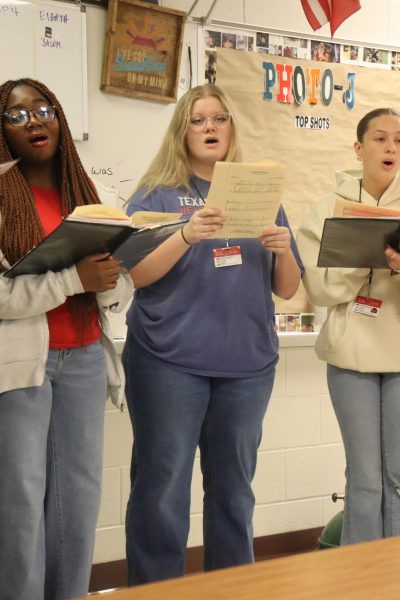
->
[352,295,382,317]
[213,246,242,268]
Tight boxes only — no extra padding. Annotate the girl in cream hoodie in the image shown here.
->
[297,108,400,545]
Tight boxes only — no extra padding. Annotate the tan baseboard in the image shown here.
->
[89,526,323,593]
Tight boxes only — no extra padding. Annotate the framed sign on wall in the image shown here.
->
[101,0,186,103]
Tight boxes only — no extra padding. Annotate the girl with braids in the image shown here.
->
[0,79,133,600]
[123,84,302,584]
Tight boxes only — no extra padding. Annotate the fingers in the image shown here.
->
[192,207,226,227]
[260,226,291,253]
[385,246,397,259]
[76,254,121,291]
[185,208,227,243]
[385,246,400,270]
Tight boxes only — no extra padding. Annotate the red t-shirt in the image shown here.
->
[32,185,100,349]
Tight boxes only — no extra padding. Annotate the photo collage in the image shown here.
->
[204,28,395,83]
[275,313,316,334]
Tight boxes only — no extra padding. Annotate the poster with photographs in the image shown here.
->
[265,34,281,56]
[391,51,400,70]
[341,44,390,69]
[201,22,396,87]
[275,313,315,333]
[256,31,269,52]
[341,44,361,63]
[362,47,390,69]
[202,27,255,84]
[204,29,221,49]
[282,36,310,60]
[263,34,310,59]
[310,40,340,62]
[205,50,217,84]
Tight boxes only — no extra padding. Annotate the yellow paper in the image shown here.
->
[71,204,130,221]
[205,161,286,238]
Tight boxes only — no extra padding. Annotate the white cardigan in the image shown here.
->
[0,249,133,407]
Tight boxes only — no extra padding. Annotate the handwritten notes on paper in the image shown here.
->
[205,161,285,238]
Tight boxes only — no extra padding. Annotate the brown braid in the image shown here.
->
[0,78,101,343]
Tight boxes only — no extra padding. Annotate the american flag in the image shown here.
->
[301,0,361,37]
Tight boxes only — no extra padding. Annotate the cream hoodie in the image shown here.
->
[297,169,400,372]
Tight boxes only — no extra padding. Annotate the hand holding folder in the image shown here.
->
[318,198,400,268]
[4,205,185,278]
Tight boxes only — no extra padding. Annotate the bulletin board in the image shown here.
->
[0,0,88,140]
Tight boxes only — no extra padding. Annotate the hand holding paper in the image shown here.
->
[182,207,227,244]
[260,225,292,254]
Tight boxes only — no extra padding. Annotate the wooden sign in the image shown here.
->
[101,0,186,103]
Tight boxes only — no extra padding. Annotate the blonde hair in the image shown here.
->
[136,84,242,196]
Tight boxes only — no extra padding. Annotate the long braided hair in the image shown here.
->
[0,78,101,342]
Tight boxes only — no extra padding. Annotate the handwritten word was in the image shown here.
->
[262,62,356,110]
[91,167,113,176]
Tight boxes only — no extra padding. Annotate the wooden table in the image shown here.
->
[80,536,400,599]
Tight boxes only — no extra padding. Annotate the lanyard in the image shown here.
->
[358,178,381,297]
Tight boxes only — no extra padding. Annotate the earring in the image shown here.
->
[357,156,362,162]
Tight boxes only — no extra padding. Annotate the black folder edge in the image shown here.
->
[317,217,400,269]
[4,219,187,278]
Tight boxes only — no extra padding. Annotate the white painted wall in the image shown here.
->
[78,0,394,564]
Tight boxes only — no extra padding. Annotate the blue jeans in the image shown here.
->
[122,335,274,585]
[0,341,107,600]
[327,364,400,544]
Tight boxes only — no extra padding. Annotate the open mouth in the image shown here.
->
[205,137,218,144]
[383,160,394,166]
[30,134,48,146]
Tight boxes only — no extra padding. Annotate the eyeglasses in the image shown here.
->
[187,112,232,131]
[3,104,56,127]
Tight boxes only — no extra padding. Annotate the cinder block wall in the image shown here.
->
[93,335,345,564]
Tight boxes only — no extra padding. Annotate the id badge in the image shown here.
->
[213,246,242,268]
[352,295,382,317]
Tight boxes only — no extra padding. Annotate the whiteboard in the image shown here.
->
[0,0,88,140]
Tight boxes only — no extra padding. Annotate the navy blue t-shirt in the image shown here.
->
[126,175,303,377]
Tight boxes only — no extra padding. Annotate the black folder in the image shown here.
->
[317,217,400,268]
[5,218,185,278]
